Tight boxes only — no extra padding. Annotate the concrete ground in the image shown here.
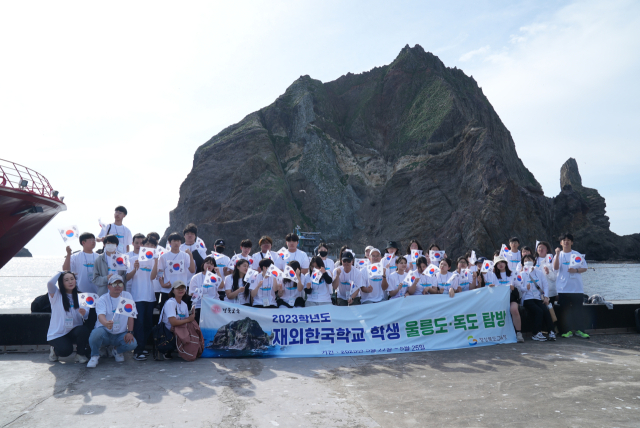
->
[1,335,639,428]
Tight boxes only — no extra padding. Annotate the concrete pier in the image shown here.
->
[1,334,639,427]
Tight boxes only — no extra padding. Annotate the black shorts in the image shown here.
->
[510,288,520,303]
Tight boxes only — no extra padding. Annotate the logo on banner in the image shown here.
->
[212,305,222,314]
[468,336,478,346]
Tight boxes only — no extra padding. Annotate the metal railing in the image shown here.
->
[0,158,59,200]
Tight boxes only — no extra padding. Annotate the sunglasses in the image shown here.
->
[110,282,124,287]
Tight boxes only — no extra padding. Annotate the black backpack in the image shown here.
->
[31,294,51,313]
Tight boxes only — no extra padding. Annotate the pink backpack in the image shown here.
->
[173,320,204,361]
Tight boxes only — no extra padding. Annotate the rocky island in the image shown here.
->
[164,45,640,261]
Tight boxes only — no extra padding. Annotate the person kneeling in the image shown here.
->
[157,280,197,360]
[87,275,137,367]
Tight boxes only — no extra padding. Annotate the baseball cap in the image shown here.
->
[108,274,124,285]
[341,252,354,262]
[172,280,187,289]
[214,239,225,246]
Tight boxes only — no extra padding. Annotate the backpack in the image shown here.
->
[31,294,51,313]
[173,320,204,361]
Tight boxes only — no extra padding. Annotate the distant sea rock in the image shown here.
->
[15,248,32,257]
[164,44,640,261]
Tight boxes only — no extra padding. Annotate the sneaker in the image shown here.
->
[163,352,173,360]
[532,332,547,341]
[87,356,100,368]
[111,347,125,363]
[48,346,58,362]
[516,332,524,343]
[561,331,574,338]
[75,353,89,364]
[142,350,149,355]
[575,330,590,339]
[547,331,557,341]
[133,353,147,361]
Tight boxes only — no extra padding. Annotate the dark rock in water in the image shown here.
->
[164,44,640,261]
[15,248,32,257]
[210,317,270,351]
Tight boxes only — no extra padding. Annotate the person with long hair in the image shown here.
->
[387,256,412,299]
[277,261,306,308]
[305,256,333,306]
[158,280,196,360]
[535,241,558,302]
[332,252,363,305]
[316,242,335,272]
[251,259,280,308]
[224,259,251,306]
[188,256,222,322]
[405,240,424,271]
[46,271,90,363]
[517,254,555,341]
[407,256,431,296]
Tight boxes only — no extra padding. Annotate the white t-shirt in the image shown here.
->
[407,269,428,296]
[321,258,335,273]
[211,252,232,272]
[180,242,208,283]
[554,250,587,294]
[189,272,222,309]
[126,251,156,302]
[491,271,514,288]
[158,251,192,286]
[69,251,99,294]
[283,249,310,270]
[361,268,385,303]
[537,256,557,297]
[230,253,255,270]
[249,274,278,307]
[161,297,189,331]
[387,271,409,299]
[504,250,521,271]
[450,270,473,292]
[224,274,252,305]
[518,268,549,301]
[95,291,134,335]
[383,253,398,275]
[47,289,87,341]
[251,251,286,271]
[430,271,455,291]
[333,266,362,300]
[280,275,305,306]
[98,223,132,254]
[306,270,333,303]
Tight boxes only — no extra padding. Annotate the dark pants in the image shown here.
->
[276,297,306,308]
[155,292,170,310]
[558,293,586,333]
[523,299,553,335]
[134,301,156,355]
[337,297,361,306]
[48,325,90,358]
[84,307,97,332]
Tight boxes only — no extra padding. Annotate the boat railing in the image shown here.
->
[0,158,60,201]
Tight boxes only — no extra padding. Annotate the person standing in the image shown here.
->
[230,239,254,269]
[517,254,555,341]
[97,206,132,254]
[126,233,156,361]
[360,248,388,304]
[92,235,128,296]
[63,232,99,328]
[46,271,90,363]
[224,259,252,305]
[305,256,333,306]
[251,236,285,271]
[283,233,310,274]
[212,239,232,276]
[189,256,223,321]
[86,275,137,367]
[180,223,207,282]
[553,232,590,339]
[151,232,196,305]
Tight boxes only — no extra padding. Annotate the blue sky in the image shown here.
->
[1,0,638,256]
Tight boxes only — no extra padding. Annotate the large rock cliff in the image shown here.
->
[164,45,640,261]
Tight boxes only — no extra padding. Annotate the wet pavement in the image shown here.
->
[1,334,639,427]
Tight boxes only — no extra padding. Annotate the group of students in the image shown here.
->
[46,205,591,367]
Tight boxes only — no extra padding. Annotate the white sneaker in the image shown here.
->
[532,332,547,341]
[516,332,524,343]
[111,347,125,363]
[548,331,557,341]
[48,346,58,362]
[87,356,100,368]
[75,353,88,364]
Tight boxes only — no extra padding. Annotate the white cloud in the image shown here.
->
[459,45,491,62]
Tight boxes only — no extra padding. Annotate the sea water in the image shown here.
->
[1,256,639,309]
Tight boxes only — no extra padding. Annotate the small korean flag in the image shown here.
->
[569,253,585,269]
[167,259,184,274]
[268,265,284,280]
[546,254,553,265]
[403,273,416,287]
[203,272,222,289]
[277,247,287,260]
[115,297,137,318]
[501,244,510,256]
[515,273,525,284]
[311,268,322,284]
[139,247,156,262]
[481,260,494,273]
[429,250,445,263]
[79,293,99,308]
[244,268,260,283]
[411,249,423,260]
[425,264,440,276]
[349,280,359,296]
[58,225,80,243]
[110,253,129,270]
[469,250,477,265]
[284,266,298,283]
[98,218,107,232]
[191,288,203,304]
[355,258,368,269]
[196,237,207,252]
[155,246,169,258]
[384,253,394,266]
[368,263,384,277]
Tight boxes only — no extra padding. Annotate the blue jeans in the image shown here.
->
[89,327,138,357]
[134,301,155,355]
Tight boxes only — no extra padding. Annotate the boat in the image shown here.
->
[0,159,66,269]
